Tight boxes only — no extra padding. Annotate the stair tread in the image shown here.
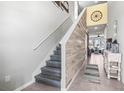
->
[46,61,61,68]
[41,66,61,73]
[35,74,60,87]
[51,55,61,57]
[46,60,61,64]
[56,46,61,50]
[50,55,61,61]
[54,50,61,55]
[54,49,61,52]
[54,50,61,53]
[35,73,61,81]
[48,60,61,63]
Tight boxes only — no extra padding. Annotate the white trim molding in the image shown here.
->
[14,79,35,91]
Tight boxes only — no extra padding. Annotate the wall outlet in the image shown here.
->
[5,75,11,82]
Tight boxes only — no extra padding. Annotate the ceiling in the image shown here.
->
[78,1,107,9]
[88,24,106,35]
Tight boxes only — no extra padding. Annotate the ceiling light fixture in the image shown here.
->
[94,27,98,30]
[94,1,98,3]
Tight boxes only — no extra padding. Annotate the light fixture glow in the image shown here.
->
[94,1,98,3]
[94,27,98,30]
[74,1,78,20]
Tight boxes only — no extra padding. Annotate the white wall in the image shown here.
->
[108,1,124,83]
[69,1,75,22]
[0,1,73,90]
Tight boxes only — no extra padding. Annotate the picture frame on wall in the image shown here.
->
[53,1,69,13]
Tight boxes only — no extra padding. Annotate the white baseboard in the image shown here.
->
[66,58,87,90]
[14,79,35,91]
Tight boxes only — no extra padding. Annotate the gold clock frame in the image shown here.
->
[91,10,103,22]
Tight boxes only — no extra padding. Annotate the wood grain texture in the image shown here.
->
[65,10,87,87]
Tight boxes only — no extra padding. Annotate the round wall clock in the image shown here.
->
[91,10,103,22]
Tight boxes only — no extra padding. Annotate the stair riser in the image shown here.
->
[54,50,61,55]
[50,56,61,61]
[41,74,61,81]
[47,62,61,68]
[35,78,60,88]
[41,70,61,77]
[84,73,99,77]
[56,47,61,50]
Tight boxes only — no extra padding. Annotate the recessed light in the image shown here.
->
[94,27,98,30]
[94,1,98,3]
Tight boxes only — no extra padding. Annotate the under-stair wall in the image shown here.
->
[60,8,87,90]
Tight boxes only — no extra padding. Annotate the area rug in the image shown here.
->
[83,64,100,84]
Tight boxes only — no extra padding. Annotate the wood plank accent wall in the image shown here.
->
[65,10,87,87]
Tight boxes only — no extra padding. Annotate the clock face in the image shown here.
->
[91,10,103,22]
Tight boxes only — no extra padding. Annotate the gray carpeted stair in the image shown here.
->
[56,46,61,50]
[86,64,99,72]
[54,50,61,55]
[84,69,99,77]
[83,64,100,84]
[35,74,60,87]
[41,66,61,77]
[46,60,61,68]
[35,44,61,88]
[50,55,61,61]
[86,65,98,70]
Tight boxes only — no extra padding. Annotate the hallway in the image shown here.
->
[69,53,124,91]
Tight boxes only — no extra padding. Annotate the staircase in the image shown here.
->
[35,44,61,88]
